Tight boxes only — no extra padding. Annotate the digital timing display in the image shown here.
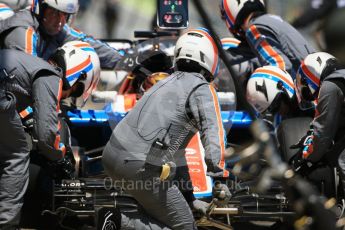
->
[157,0,188,29]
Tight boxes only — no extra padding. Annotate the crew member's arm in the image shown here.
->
[305,80,344,162]
[0,0,30,10]
[188,83,229,177]
[245,24,290,71]
[63,25,122,69]
[2,26,38,56]
[32,74,66,161]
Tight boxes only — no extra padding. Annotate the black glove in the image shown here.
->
[22,117,34,133]
[207,171,227,178]
[206,162,229,178]
[291,152,314,177]
[47,156,75,180]
[20,107,34,133]
[191,199,209,215]
[212,182,231,206]
[30,145,76,180]
[44,146,75,180]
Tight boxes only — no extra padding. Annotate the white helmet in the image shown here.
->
[246,66,295,113]
[31,0,79,15]
[296,52,339,105]
[174,27,219,77]
[0,3,14,20]
[51,41,100,107]
[221,37,241,50]
[220,0,265,34]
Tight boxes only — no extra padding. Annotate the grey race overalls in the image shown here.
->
[0,49,64,227]
[245,13,316,78]
[103,71,228,229]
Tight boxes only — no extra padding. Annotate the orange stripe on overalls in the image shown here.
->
[54,79,65,156]
[209,85,229,177]
[19,109,30,119]
[25,28,34,55]
[54,132,61,150]
[261,40,286,69]
[249,26,261,40]
[56,79,63,112]
[250,26,286,70]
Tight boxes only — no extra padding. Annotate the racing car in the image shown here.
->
[19,32,303,230]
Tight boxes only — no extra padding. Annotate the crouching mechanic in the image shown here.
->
[292,52,345,180]
[102,28,229,229]
[0,42,100,228]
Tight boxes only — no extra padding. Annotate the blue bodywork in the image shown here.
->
[67,108,252,128]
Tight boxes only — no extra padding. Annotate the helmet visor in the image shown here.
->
[266,89,288,114]
[294,77,315,111]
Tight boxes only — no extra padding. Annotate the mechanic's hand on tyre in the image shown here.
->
[212,181,231,206]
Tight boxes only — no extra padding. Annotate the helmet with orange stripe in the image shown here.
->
[246,66,295,113]
[174,27,220,82]
[0,3,14,20]
[220,0,265,36]
[296,52,340,105]
[221,37,241,50]
[50,41,100,107]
